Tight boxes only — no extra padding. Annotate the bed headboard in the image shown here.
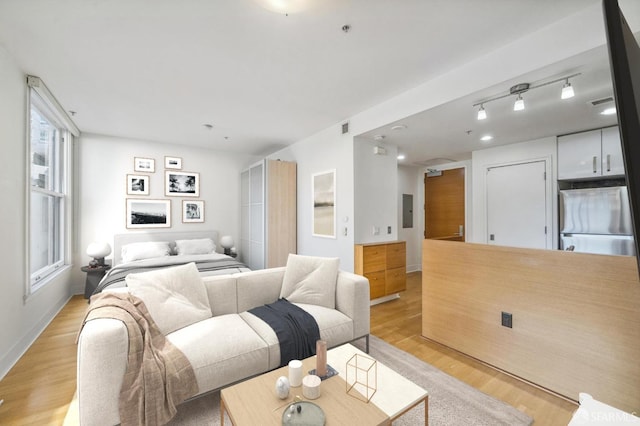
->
[112,230,219,266]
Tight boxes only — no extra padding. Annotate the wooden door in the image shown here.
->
[424,168,465,241]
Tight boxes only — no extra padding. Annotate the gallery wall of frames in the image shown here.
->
[126,155,204,228]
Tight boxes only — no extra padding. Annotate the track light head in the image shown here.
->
[477,105,487,120]
[513,95,525,111]
[561,80,575,99]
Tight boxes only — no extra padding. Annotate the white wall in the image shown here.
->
[0,47,74,379]
[73,133,255,292]
[471,137,558,246]
[267,125,355,272]
[397,165,423,272]
[354,138,398,244]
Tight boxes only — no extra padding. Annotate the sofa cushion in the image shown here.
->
[125,262,211,334]
[166,314,269,393]
[279,255,339,309]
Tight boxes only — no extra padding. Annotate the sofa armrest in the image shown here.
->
[77,318,128,426]
[335,271,370,340]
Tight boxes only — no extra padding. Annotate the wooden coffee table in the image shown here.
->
[220,343,428,425]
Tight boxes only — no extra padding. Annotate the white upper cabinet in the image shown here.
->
[557,126,623,180]
[601,126,625,177]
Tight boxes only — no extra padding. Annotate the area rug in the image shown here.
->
[65,335,533,425]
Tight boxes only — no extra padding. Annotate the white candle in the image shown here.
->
[288,359,303,387]
[302,374,321,400]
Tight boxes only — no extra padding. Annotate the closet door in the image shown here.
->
[486,160,548,249]
[249,162,265,270]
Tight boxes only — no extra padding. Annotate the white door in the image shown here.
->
[486,160,548,249]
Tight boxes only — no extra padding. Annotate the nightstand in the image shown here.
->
[81,263,111,299]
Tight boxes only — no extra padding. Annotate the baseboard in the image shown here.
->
[0,292,73,380]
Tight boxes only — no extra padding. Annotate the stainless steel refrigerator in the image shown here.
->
[559,186,635,256]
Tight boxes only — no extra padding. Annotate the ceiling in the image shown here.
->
[0,0,632,160]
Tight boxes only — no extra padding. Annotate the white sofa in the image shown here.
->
[77,264,370,425]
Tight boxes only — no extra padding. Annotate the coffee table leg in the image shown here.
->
[424,395,429,426]
[221,396,226,425]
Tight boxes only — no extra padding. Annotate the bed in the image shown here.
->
[92,230,250,295]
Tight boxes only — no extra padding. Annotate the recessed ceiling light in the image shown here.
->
[397,154,406,160]
[391,124,407,131]
[601,107,617,115]
[481,135,493,142]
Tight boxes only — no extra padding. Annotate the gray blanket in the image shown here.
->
[94,256,248,295]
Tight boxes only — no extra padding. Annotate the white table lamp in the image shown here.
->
[87,242,111,267]
[220,235,234,256]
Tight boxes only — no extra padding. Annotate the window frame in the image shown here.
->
[25,76,78,297]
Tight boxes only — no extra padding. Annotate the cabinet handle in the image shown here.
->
[593,156,597,173]
[607,154,611,172]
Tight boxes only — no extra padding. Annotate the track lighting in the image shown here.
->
[561,79,575,99]
[472,73,580,118]
[513,95,525,111]
[477,104,487,120]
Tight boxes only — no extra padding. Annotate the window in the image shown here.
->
[27,76,78,294]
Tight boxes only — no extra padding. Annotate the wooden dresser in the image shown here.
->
[354,241,406,300]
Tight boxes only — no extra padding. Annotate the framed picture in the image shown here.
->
[134,157,155,173]
[312,169,336,238]
[182,200,204,223]
[165,156,183,170]
[165,171,200,197]
[126,174,150,195]
[126,199,171,229]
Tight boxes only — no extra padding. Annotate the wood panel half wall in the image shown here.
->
[422,239,640,413]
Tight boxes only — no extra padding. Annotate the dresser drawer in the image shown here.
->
[362,245,386,273]
[365,271,386,300]
[385,267,406,294]
[386,242,406,269]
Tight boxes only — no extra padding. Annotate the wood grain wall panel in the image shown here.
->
[266,160,296,268]
[422,239,640,413]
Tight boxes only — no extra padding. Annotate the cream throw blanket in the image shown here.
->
[80,293,198,426]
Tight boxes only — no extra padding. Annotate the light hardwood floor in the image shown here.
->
[0,272,577,425]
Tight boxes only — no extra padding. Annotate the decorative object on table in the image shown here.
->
[275,376,290,399]
[288,359,303,387]
[164,156,182,170]
[219,235,234,255]
[315,340,327,376]
[126,198,171,229]
[312,169,336,239]
[182,200,204,223]
[126,174,150,195]
[308,364,338,381]
[134,157,155,173]
[281,401,326,425]
[86,242,112,267]
[165,170,200,197]
[302,375,321,400]
[346,353,377,403]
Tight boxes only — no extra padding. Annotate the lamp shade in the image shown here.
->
[86,242,111,259]
[219,236,234,249]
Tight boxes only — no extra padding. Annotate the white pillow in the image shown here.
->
[121,241,171,263]
[175,238,216,255]
[126,262,211,334]
[279,254,339,309]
